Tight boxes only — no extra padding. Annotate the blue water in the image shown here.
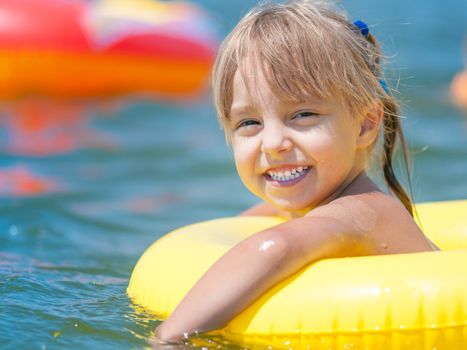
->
[1,1,467,349]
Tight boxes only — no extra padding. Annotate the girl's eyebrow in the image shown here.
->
[230,104,257,116]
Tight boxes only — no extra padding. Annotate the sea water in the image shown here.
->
[1,0,467,349]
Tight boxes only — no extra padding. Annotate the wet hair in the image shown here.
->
[211,0,414,215]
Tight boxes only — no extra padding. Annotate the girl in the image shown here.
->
[156,0,437,343]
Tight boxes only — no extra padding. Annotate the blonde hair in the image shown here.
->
[211,0,414,215]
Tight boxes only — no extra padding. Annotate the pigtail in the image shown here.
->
[381,97,414,216]
[360,31,415,216]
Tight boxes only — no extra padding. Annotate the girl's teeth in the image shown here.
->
[268,166,309,182]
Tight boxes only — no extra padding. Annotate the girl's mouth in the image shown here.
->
[264,166,311,186]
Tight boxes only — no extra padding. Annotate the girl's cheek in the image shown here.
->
[233,136,256,156]
[232,143,250,167]
[300,132,332,153]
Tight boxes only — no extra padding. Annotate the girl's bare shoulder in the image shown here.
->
[308,192,435,254]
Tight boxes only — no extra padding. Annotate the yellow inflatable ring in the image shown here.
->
[128,200,467,349]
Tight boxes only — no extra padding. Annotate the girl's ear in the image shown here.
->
[357,102,383,149]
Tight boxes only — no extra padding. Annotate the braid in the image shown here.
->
[381,98,414,216]
[356,25,415,216]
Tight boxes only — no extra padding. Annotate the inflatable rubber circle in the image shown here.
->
[0,0,216,99]
[128,200,467,349]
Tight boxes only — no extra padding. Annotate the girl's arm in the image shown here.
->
[155,210,369,342]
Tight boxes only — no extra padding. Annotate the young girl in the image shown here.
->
[155,0,437,343]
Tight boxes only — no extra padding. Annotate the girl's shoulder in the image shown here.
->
[308,191,406,225]
[307,192,435,254]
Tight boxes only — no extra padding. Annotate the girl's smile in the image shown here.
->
[264,165,311,187]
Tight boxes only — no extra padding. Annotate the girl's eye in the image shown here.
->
[235,119,260,130]
[292,111,319,119]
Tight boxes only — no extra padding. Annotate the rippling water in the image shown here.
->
[1,1,467,349]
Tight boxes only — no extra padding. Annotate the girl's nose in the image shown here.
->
[260,123,293,157]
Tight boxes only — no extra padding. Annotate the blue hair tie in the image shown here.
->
[353,20,369,38]
[353,20,389,94]
[379,79,390,94]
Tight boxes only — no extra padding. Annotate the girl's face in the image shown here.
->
[228,71,368,216]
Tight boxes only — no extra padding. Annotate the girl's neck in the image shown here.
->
[282,171,381,219]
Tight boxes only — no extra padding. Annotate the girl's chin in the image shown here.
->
[268,199,314,217]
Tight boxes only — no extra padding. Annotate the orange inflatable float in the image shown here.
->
[451,70,467,110]
[0,0,216,99]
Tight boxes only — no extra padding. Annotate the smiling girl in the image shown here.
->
[155,0,437,343]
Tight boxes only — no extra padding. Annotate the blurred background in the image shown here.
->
[1,0,466,349]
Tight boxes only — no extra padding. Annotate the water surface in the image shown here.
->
[1,1,467,349]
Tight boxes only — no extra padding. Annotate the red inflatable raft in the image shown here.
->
[0,0,216,99]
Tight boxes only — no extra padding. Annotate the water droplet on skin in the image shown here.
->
[259,240,275,252]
